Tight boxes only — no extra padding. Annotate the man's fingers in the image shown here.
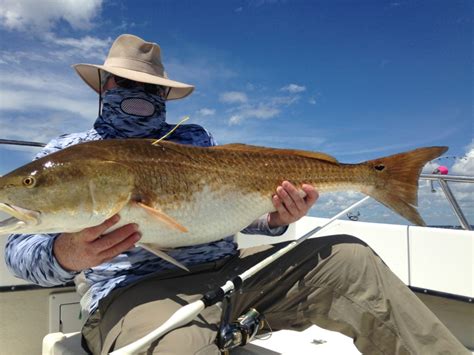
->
[276,185,298,216]
[98,232,141,261]
[53,216,141,271]
[273,195,290,220]
[269,182,319,228]
[94,223,139,251]
[302,184,319,205]
[83,215,121,242]
[282,181,306,212]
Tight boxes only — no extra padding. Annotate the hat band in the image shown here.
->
[104,57,165,77]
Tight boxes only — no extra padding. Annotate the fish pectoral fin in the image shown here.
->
[138,243,190,272]
[136,202,188,232]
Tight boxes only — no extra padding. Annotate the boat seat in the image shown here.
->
[42,332,86,355]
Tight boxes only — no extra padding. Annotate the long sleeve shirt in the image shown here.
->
[5,123,287,314]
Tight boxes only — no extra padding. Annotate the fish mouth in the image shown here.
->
[0,203,40,234]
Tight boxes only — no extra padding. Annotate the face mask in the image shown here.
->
[94,86,167,138]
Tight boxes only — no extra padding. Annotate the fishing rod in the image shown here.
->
[0,138,46,147]
[111,195,371,355]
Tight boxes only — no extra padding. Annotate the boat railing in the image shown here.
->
[420,174,473,231]
[1,139,472,230]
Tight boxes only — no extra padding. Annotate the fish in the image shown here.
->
[0,139,447,269]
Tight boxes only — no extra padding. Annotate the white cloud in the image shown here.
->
[451,139,474,176]
[0,89,96,119]
[166,57,236,86]
[0,0,103,32]
[44,33,112,61]
[225,92,299,125]
[447,141,474,214]
[197,108,216,116]
[0,70,78,92]
[0,68,97,123]
[418,140,474,226]
[311,190,363,215]
[0,34,111,64]
[112,19,144,32]
[220,91,248,104]
[270,95,299,106]
[229,104,279,125]
[0,50,55,65]
[422,160,440,174]
[311,185,464,227]
[417,178,473,227]
[308,97,317,105]
[281,83,306,93]
[0,113,92,146]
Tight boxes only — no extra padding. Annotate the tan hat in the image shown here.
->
[73,34,194,100]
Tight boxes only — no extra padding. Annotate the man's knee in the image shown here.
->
[327,234,379,267]
[306,234,373,261]
[305,234,382,287]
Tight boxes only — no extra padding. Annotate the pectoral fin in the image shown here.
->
[139,242,190,272]
[136,202,188,232]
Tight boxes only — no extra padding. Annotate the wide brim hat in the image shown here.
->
[73,34,194,100]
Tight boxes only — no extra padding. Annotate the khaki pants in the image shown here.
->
[82,235,468,355]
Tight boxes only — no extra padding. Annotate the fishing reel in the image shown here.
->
[216,296,266,353]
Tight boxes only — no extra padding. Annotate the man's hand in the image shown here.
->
[267,181,319,228]
[53,214,141,272]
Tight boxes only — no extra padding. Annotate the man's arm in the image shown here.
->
[5,215,141,286]
[5,233,78,286]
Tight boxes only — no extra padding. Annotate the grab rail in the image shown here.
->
[420,174,473,231]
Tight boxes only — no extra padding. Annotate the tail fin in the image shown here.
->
[363,146,448,226]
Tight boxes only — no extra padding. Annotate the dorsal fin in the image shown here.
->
[212,143,339,164]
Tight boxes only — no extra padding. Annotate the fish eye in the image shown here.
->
[22,176,36,188]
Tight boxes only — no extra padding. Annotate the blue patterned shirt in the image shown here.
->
[5,123,286,314]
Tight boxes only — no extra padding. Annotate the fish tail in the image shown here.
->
[362,146,448,226]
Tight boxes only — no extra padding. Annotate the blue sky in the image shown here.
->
[0,0,472,226]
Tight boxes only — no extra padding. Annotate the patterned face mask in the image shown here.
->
[94,86,167,138]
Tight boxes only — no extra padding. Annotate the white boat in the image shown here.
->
[0,139,472,354]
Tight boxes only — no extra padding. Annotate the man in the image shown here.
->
[5,34,467,355]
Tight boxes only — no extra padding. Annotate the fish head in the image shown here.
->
[0,155,133,235]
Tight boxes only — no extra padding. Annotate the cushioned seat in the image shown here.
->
[42,332,86,355]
